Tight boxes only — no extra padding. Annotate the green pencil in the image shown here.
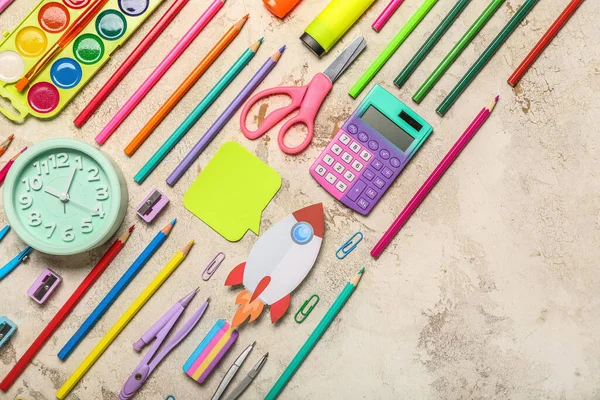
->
[436,0,539,116]
[133,38,263,184]
[348,0,439,99]
[265,268,365,400]
[394,0,471,88]
[413,0,505,103]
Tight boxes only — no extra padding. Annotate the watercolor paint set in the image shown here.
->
[0,0,164,121]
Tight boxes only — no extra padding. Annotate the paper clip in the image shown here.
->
[294,294,320,323]
[202,252,225,281]
[165,395,176,400]
[336,232,363,259]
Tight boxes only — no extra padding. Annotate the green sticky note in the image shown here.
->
[183,142,281,242]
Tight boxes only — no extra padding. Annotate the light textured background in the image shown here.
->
[1,0,599,399]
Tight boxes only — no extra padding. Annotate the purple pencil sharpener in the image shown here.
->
[27,269,61,304]
[136,189,170,223]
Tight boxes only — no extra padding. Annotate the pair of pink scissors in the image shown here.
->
[240,36,366,155]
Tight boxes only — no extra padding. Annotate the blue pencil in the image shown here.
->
[57,219,176,360]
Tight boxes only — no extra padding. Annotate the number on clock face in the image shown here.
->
[15,150,111,245]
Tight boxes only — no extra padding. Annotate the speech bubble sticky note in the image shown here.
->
[183,142,281,242]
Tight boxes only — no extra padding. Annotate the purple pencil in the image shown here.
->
[166,46,286,186]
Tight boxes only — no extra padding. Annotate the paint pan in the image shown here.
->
[0,0,166,121]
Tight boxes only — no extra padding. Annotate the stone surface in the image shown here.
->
[1,0,599,399]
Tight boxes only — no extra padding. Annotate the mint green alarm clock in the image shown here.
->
[3,139,128,256]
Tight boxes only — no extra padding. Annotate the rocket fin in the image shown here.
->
[270,294,291,324]
[225,262,246,286]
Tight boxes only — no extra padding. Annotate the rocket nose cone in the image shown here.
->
[292,203,324,238]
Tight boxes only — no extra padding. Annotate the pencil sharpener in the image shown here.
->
[27,268,61,304]
[0,316,17,348]
[136,189,169,223]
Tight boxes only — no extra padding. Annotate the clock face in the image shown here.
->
[3,140,127,255]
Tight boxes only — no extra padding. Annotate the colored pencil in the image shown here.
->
[57,219,175,360]
[394,0,471,88]
[135,38,266,184]
[413,0,504,103]
[124,16,249,156]
[0,134,14,158]
[265,268,365,400]
[94,0,226,145]
[56,241,194,400]
[0,227,133,391]
[15,0,110,91]
[436,0,539,116]
[372,96,498,259]
[165,44,283,186]
[372,0,405,32]
[349,0,439,99]
[0,147,26,185]
[508,0,584,87]
[0,0,15,14]
[73,0,190,127]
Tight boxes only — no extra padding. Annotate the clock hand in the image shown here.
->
[64,167,77,195]
[66,197,95,214]
[44,186,67,201]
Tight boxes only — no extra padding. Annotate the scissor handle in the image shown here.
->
[277,73,332,154]
[240,85,307,140]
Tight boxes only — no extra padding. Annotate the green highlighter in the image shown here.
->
[301,0,375,58]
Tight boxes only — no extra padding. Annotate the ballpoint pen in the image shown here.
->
[211,342,255,400]
[225,353,268,400]
[0,226,9,242]
[118,290,209,399]
[0,246,33,281]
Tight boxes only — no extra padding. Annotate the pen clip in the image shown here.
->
[18,246,33,262]
[202,252,225,281]
[294,294,319,323]
[336,232,363,259]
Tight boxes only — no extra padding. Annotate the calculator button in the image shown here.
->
[363,169,375,181]
[374,177,385,189]
[331,144,342,155]
[390,157,401,168]
[365,187,378,200]
[357,198,370,210]
[349,142,361,153]
[359,150,371,162]
[358,132,368,142]
[347,124,358,134]
[323,154,334,165]
[343,170,355,182]
[339,134,351,145]
[314,164,326,176]
[368,140,379,150]
[333,162,345,174]
[341,152,353,163]
[382,167,394,179]
[325,173,336,184]
[379,149,390,159]
[335,181,347,192]
[347,180,367,201]
[351,160,364,172]
[371,159,383,171]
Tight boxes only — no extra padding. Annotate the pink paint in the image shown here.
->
[27,82,60,113]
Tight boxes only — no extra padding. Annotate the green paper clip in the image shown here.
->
[336,232,363,259]
[295,294,320,324]
[165,395,175,400]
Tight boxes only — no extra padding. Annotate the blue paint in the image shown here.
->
[50,58,82,89]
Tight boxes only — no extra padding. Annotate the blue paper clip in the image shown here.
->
[0,246,33,281]
[202,252,225,281]
[165,395,176,400]
[336,232,363,259]
[294,294,320,323]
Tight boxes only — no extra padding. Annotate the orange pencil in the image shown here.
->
[124,15,249,156]
[0,134,14,158]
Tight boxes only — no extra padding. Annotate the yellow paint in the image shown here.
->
[191,328,234,380]
[15,27,47,57]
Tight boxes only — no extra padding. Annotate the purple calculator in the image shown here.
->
[310,84,433,215]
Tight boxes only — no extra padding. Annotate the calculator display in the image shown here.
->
[361,106,414,152]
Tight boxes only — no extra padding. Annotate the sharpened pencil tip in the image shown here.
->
[279,45,286,53]
[171,218,177,225]
[8,134,14,140]
[129,225,135,233]
[206,297,211,303]
[495,95,499,102]
[182,240,195,256]
[242,13,249,20]
[258,37,264,43]
[252,341,256,346]
[358,267,365,274]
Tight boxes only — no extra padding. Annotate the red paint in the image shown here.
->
[39,2,70,33]
[27,82,60,114]
[63,0,89,9]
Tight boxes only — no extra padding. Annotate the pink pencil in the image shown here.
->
[95,0,226,145]
[372,0,405,32]
[0,0,14,14]
[371,96,499,259]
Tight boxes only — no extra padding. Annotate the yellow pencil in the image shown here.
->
[56,241,194,399]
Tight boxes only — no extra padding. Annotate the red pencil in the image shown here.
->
[508,0,584,87]
[0,146,26,185]
[0,226,134,391]
[73,0,190,127]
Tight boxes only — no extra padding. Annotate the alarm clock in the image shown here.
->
[2,139,128,256]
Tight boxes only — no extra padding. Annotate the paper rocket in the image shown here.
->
[225,203,325,327]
